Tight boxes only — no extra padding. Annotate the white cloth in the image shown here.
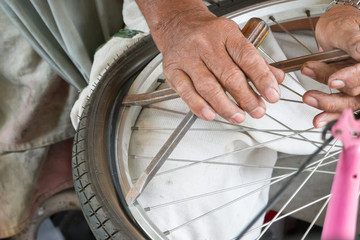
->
[70,0,149,127]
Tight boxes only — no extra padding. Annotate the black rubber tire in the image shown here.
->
[72,1,270,239]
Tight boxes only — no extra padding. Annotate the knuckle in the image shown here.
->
[218,17,238,31]
[196,80,223,97]
[174,78,189,94]
[163,61,179,75]
[195,35,211,48]
[239,96,258,111]
[234,45,257,64]
[189,32,213,51]
[325,102,338,112]
[221,68,243,90]
[251,70,274,91]
[180,90,196,104]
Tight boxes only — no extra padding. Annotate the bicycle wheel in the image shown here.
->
[73,0,346,239]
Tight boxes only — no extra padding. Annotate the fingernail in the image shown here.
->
[316,114,330,128]
[304,96,318,108]
[250,106,265,118]
[265,87,280,102]
[329,79,345,89]
[317,121,327,129]
[230,112,245,123]
[302,67,316,79]
[201,107,216,120]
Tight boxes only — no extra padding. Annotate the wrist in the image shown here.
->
[135,0,214,52]
[150,7,216,52]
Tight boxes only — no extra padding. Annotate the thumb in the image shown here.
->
[316,5,360,59]
[340,30,360,61]
[324,6,360,60]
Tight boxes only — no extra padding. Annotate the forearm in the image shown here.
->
[134,0,213,51]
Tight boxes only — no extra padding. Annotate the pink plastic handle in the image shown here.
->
[322,109,360,240]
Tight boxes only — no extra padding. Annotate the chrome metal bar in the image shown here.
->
[123,49,350,106]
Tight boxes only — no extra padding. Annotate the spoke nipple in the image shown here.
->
[144,207,151,212]
[305,10,310,17]
[269,16,275,21]
[163,231,170,236]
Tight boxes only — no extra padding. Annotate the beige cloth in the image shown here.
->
[0,9,76,238]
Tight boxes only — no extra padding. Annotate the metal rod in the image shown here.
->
[123,49,350,106]
[125,111,197,205]
[305,10,320,49]
[269,16,313,54]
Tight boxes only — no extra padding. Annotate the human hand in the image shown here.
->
[301,5,360,128]
[151,8,284,123]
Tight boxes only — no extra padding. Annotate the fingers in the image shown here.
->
[328,63,360,95]
[303,90,360,127]
[160,16,286,123]
[302,61,360,96]
[226,29,283,103]
[316,5,360,60]
[301,61,344,85]
[185,62,246,123]
[303,90,360,112]
[269,65,285,84]
[312,112,341,129]
[165,69,216,121]
[202,49,266,119]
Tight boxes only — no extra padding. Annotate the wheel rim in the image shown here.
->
[112,1,342,239]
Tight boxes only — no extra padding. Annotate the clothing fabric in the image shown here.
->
[0,0,125,90]
[0,6,76,238]
[0,0,134,237]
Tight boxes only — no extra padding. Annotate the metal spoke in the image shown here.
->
[145,153,339,212]
[239,195,330,239]
[279,98,303,104]
[301,196,331,240]
[305,10,319,49]
[256,142,335,239]
[131,150,339,184]
[301,140,351,240]
[132,126,321,134]
[144,106,339,147]
[163,147,339,237]
[146,132,338,180]
[269,16,313,54]
[154,128,316,177]
[265,113,328,153]
[126,111,197,205]
[280,83,304,98]
[258,47,305,92]
[131,155,335,175]
[145,175,286,211]
[163,172,289,235]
